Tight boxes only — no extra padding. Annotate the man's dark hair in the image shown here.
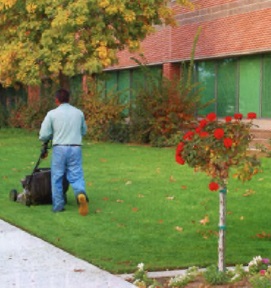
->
[55,88,70,103]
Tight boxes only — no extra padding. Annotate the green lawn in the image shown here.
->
[0,128,270,274]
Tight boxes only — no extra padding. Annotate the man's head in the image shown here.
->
[55,88,70,105]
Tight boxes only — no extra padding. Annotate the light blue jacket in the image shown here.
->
[39,103,87,145]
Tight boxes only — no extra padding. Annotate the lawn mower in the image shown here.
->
[9,141,69,206]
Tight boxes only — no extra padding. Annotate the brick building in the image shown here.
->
[103,0,271,144]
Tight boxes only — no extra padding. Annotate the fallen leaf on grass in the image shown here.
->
[95,209,102,213]
[103,197,109,201]
[116,199,124,203]
[197,229,218,239]
[87,182,92,186]
[181,185,187,189]
[158,219,164,224]
[199,215,209,225]
[132,207,139,212]
[240,216,244,220]
[258,178,264,181]
[138,194,144,198]
[99,158,107,163]
[175,226,183,232]
[125,181,132,185]
[166,196,174,200]
[169,175,176,182]
[256,231,271,239]
[243,189,255,197]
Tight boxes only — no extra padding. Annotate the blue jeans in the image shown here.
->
[51,146,86,211]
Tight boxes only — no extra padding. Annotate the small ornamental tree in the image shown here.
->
[175,112,261,272]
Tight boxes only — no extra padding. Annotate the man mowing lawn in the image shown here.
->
[39,88,89,216]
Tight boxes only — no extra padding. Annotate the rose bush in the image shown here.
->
[175,112,261,189]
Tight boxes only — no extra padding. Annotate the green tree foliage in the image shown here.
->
[0,0,193,86]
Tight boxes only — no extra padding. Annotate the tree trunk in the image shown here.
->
[218,185,227,272]
[59,71,70,91]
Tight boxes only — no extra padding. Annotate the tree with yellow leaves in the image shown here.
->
[0,0,193,86]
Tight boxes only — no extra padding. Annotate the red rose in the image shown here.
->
[176,142,185,153]
[175,155,185,165]
[195,127,201,133]
[206,112,217,121]
[247,112,257,119]
[175,142,185,165]
[214,128,224,139]
[223,138,233,148]
[209,182,219,191]
[200,131,209,138]
[225,116,232,122]
[234,113,243,120]
[199,119,208,128]
[183,131,194,141]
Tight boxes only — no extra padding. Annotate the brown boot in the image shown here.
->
[77,194,89,216]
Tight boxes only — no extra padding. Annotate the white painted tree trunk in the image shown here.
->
[218,186,226,272]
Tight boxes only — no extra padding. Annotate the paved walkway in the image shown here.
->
[0,219,135,288]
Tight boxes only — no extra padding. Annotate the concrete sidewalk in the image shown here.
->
[0,219,135,288]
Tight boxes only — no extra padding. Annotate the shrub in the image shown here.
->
[0,102,8,127]
[129,28,209,147]
[249,275,271,288]
[129,71,204,147]
[8,97,54,130]
[79,78,128,141]
[169,266,200,287]
[203,265,230,285]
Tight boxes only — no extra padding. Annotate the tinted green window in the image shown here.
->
[149,66,162,79]
[97,78,106,98]
[262,55,271,118]
[217,58,237,117]
[118,70,130,102]
[0,85,27,109]
[118,70,130,116]
[148,66,162,92]
[239,56,260,115]
[105,72,118,96]
[197,61,216,115]
[131,68,145,100]
[131,69,145,88]
[70,75,83,102]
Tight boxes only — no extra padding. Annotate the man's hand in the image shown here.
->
[41,142,49,159]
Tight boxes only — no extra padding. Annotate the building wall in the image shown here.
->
[112,0,271,68]
[108,0,271,141]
